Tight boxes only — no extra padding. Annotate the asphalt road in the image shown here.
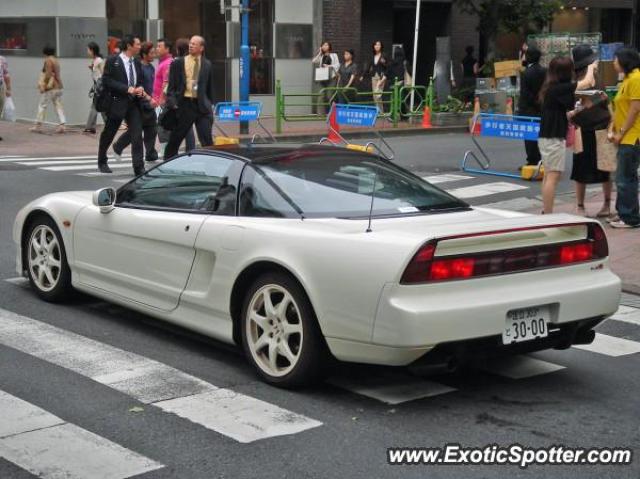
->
[0,134,638,479]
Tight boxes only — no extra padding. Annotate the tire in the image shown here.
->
[241,272,328,388]
[24,216,72,302]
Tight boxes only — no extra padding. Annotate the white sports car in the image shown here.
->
[13,145,621,387]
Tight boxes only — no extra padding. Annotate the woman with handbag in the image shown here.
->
[312,41,339,115]
[365,41,388,114]
[608,47,640,228]
[570,45,613,218]
[83,42,105,134]
[30,45,66,134]
[538,56,596,214]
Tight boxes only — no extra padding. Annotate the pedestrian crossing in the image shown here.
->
[0,277,639,475]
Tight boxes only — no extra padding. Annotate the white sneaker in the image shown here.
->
[113,150,122,162]
[609,220,639,229]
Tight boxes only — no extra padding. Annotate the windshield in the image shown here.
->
[249,153,468,219]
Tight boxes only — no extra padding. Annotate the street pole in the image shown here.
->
[239,0,250,134]
[409,0,421,116]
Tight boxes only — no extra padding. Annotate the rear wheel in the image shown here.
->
[241,272,327,388]
[25,216,72,302]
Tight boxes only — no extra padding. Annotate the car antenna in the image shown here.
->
[366,169,377,233]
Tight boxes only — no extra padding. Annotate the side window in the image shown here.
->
[117,154,240,214]
[239,165,299,218]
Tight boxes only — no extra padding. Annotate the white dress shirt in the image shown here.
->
[119,52,137,86]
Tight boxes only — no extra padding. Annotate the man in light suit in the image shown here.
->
[97,34,145,175]
[164,35,215,160]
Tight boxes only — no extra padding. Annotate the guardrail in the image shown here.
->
[275,80,432,133]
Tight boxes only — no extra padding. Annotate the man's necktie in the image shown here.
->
[128,60,134,87]
[192,57,200,97]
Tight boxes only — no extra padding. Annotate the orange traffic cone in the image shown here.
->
[328,106,341,143]
[470,97,481,135]
[421,106,432,129]
[505,97,514,116]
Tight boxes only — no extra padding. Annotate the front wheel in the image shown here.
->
[25,216,72,302]
[241,272,327,388]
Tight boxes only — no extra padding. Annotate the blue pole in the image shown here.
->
[239,0,250,134]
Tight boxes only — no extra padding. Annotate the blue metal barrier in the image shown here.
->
[462,113,542,180]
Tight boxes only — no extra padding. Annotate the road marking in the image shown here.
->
[477,196,542,212]
[0,155,131,163]
[446,182,529,199]
[573,333,640,356]
[0,390,164,479]
[0,307,321,443]
[19,159,132,167]
[422,174,475,185]
[480,355,565,379]
[610,305,640,326]
[0,155,25,159]
[42,163,134,172]
[79,172,135,178]
[328,372,456,404]
[4,277,29,287]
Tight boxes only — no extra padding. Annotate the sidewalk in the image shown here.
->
[526,191,640,295]
[0,118,464,158]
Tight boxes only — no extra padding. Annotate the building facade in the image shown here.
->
[0,0,637,125]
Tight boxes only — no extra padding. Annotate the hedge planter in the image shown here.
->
[431,111,473,127]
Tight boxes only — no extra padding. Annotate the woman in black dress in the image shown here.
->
[571,45,612,217]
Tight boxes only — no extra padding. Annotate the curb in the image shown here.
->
[269,126,468,143]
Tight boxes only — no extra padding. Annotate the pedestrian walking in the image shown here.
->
[312,41,339,114]
[30,45,66,134]
[608,47,640,228]
[570,45,612,218]
[461,45,480,103]
[365,41,388,114]
[152,38,173,155]
[83,41,105,134]
[168,37,196,152]
[336,49,358,103]
[538,56,596,214]
[112,41,158,163]
[0,54,12,141]
[518,45,546,167]
[163,35,216,161]
[97,35,146,175]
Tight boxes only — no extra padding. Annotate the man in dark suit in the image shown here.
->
[164,35,215,160]
[518,45,547,167]
[97,35,145,175]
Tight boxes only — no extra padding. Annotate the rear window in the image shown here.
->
[245,153,467,219]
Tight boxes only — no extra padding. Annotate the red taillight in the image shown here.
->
[401,223,609,284]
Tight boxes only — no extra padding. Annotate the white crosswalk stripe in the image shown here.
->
[0,155,130,163]
[446,182,529,199]
[0,390,164,479]
[18,159,132,167]
[479,355,566,379]
[573,333,640,357]
[422,174,475,184]
[43,163,135,172]
[610,305,640,326]
[0,307,322,443]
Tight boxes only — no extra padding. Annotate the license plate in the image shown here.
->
[502,306,550,345]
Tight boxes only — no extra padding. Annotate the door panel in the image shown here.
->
[73,206,208,311]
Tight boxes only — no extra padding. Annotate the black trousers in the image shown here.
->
[113,110,158,161]
[98,102,144,172]
[524,140,541,166]
[164,99,213,160]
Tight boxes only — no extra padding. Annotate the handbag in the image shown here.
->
[572,92,611,131]
[2,96,16,122]
[565,123,576,148]
[315,67,330,82]
[158,106,178,131]
[595,130,617,172]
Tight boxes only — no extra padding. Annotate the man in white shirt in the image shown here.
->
[0,55,11,141]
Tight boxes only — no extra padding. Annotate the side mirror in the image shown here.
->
[92,187,116,214]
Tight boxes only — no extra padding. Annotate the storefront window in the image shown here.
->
[0,18,56,57]
[249,0,274,94]
[107,0,146,54]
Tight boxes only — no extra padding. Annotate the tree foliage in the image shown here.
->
[454,0,565,38]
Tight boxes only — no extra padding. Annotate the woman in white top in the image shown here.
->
[312,41,340,115]
[83,41,105,134]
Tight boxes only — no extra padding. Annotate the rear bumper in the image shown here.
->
[326,263,620,366]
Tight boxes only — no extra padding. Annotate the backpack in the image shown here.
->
[92,77,111,113]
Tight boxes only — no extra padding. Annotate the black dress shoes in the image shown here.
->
[98,164,113,174]
[134,168,146,176]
